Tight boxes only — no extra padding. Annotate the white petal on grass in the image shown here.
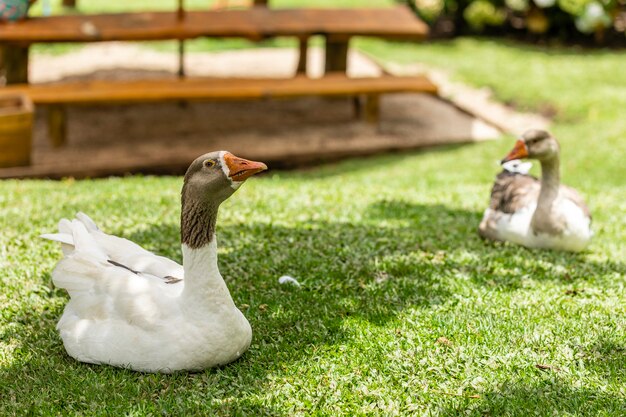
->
[278,275,301,287]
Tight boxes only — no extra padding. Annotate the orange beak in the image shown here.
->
[223,153,267,182]
[501,139,529,164]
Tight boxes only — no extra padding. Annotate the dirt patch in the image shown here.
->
[2,44,502,178]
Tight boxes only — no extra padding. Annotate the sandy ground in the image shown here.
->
[0,43,544,178]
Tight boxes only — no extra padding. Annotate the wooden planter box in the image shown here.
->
[0,93,33,167]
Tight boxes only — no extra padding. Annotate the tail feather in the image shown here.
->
[42,214,103,256]
[70,220,107,262]
[40,233,73,245]
[51,221,109,296]
[76,212,100,231]
[58,218,72,234]
[42,220,75,255]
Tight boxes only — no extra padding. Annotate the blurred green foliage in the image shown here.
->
[403,0,626,42]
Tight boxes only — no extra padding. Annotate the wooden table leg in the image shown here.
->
[325,36,358,120]
[352,96,362,119]
[364,94,380,124]
[324,37,349,74]
[177,0,185,78]
[48,106,68,148]
[178,40,185,78]
[296,37,308,75]
[1,45,29,85]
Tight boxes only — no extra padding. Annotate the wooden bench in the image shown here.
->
[1,74,438,146]
[0,6,428,83]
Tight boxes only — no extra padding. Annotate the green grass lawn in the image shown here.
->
[2,38,626,415]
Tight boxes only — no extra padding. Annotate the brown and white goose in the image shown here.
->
[41,151,267,372]
[479,129,592,252]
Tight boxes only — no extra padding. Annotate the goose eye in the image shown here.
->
[204,160,216,168]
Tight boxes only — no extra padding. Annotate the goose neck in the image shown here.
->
[180,198,218,249]
[538,156,560,202]
[181,239,233,306]
[531,155,563,234]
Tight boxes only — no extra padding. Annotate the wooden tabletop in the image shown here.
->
[0,7,428,44]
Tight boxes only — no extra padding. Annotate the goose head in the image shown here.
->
[501,129,560,164]
[182,151,267,205]
[181,151,267,248]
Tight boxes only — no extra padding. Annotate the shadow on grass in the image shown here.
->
[440,336,626,417]
[436,334,626,417]
[2,200,623,414]
[284,143,474,180]
[2,209,456,414]
[441,378,626,416]
[367,199,626,288]
[582,338,626,387]
[0,300,288,415]
[1,203,464,414]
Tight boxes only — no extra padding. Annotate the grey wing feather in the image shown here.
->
[489,171,540,213]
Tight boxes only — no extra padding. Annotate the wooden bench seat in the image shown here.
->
[2,75,437,104]
[1,74,438,146]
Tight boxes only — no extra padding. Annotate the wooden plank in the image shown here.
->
[0,7,428,44]
[1,75,438,105]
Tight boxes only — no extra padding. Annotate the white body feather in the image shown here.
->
[502,159,533,175]
[42,213,251,373]
[481,198,592,252]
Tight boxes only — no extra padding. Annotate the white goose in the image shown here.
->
[42,151,267,373]
[479,129,592,252]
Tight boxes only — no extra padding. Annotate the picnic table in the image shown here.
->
[0,2,435,147]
